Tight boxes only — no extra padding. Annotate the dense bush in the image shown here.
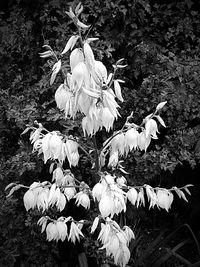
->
[0,0,200,266]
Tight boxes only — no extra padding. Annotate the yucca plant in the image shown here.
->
[5,3,193,267]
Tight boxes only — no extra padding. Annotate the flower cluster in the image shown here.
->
[127,184,191,212]
[38,216,84,243]
[92,174,126,218]
[54,45,124,136]
[30,128,79,166]
[23,182,66,212]
[106,109,166,168]
[97,218,135,267]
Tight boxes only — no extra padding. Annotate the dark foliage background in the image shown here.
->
[0,0,200,266]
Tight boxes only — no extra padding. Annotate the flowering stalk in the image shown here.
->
[5,3,193,267]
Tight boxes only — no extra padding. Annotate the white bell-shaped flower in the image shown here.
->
[55,84,70,110]
[110,132,125,155]
[125,128,139,151]
[156,189,174,211]
[56,221,68,241]
[23,190,37,211]
[99,193,114,218]
[37,187,49,212]
[145,118,159,139]
[56,192,66,211]
[137,131,151,152]
[127,188,138,205]
[94,60,108,83]
[71,62,90,91]
[46,222,59,241]
[68,221,84,243]
[101,107,115,132]
[70,48,84,71]
[42,133,52,163]
[64,186,76,201]
[49,133,63,161]
[92,182,106,201]
[75,191,90,209]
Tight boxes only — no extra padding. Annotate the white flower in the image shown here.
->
[65,140,79,167]
[82,115,100,136]
[127,188,138,205]
[125,128,139,151]
[52,167,64,183]
[145,118,159,139]
[71,62,90,91]
[137,131,151,152]
[156,189,174,212]
[42,133,52,163]
[23,190,37,211]
[84,42,95,70]
[145,185,157,208]
[99,194,114,218]
[101,107,115,132]
[46,222,59,241]
[75,191,90,209]
[70,48,84,71]
[110,132,125,155]
[64,186,77,201]
[56,221,68,241]
[56,192,66,211]
[92,182,106,202]
[37,188,49,212]
[68,221,84,243]
[94,60,108,83]
[55,84,70,110]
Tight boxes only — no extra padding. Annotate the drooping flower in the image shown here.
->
[156,189,174,212]
[70,48,84,71]
[127,188,138,205]
[49,133,63,160]
[101,107,115,132]
[23,190,37,211]
[74,191,90,209]
[110,132,125,155]
[68,221,84,243]
[145,118,159,139]
[46,222,59,241]
[137,131,151,152]
[55,84,71,110]
[56,221,68,241]
[64,186,77,201]
[92,182,106,202]
[99,193,115,218]
[125,128,139,151]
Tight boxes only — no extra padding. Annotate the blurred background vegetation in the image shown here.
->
[0,0,200,266]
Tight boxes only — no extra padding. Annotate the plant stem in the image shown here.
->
[92,135,100,182]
